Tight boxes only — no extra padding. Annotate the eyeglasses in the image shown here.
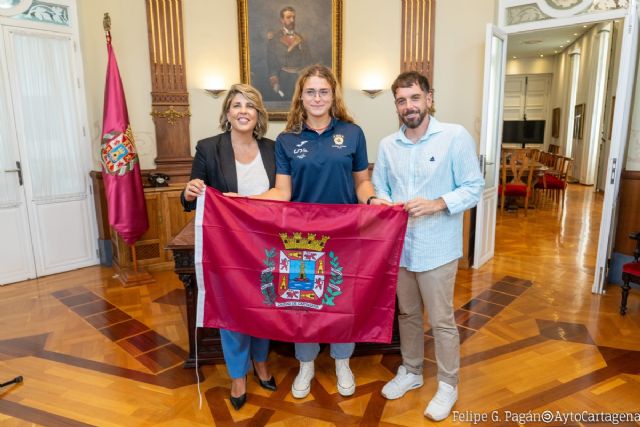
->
[302,89,332,99]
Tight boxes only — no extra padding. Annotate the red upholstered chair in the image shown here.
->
[535,156,572,207]
[499,150,534,216]
[621,231,640,315]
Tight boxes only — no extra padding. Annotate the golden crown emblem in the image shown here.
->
[279,232,329,251]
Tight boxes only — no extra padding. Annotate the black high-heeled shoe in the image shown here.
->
[229,393,246,411]
[253,362,277,391]
[230,376,247,411]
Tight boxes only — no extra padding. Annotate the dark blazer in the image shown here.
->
[180,132,276,211]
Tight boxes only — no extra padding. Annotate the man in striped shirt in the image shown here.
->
[372,71,484,421]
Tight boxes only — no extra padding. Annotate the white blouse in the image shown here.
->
[235,150,269,196]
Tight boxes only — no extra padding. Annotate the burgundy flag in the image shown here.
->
[195,188,408,343]
[99,32,148,245]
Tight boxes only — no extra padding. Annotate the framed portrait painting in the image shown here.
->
[237,0,343,120]
[551,107,560,138]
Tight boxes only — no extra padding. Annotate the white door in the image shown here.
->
[473,24,507,268]
[593,1,639,293]
[0,27,98,285]
[0,28,36,284]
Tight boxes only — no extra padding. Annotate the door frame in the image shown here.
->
[0,27,37,285]
[473,24,507,268]
[593,2,639,293]
[0,0,99,284]
[477,0,633,289]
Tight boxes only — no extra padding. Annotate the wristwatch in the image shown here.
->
[366,195,378,205]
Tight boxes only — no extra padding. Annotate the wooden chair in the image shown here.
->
[499,151,535,216]
[621,231,640,315]
[527,148,541,162]
[534,156,572,207]
[535,153,562,198]
[545,156,572,205]
[538,151,553,167]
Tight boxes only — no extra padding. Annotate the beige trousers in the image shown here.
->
[396,260,459,386]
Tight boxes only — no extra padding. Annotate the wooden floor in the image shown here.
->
[1,185,639,426]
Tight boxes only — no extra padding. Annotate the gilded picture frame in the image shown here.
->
[237,0,343,121]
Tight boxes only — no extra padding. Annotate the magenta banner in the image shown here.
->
[100,33,148,245]
[195,188,408,343]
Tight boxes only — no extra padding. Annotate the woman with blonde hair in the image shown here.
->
[182,83,276,410]
[255,64,388,398]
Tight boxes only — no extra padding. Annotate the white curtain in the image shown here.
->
[11,31,85,201]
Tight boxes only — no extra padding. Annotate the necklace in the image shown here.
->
[305,121,330,133]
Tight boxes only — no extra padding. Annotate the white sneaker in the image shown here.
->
[335,358,355,396]
[424,381,458,421]
[381,365,424,400]
[291,361,314,399]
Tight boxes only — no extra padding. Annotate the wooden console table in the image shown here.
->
[168,219,400,368]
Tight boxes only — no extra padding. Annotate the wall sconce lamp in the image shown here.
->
[362,89,383,98]
[205,89,226,98]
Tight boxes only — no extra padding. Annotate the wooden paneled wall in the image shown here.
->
[145,0,192,183]
[614,170,640,255]
[401,0,436,83]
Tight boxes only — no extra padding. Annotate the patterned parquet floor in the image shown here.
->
[1,185,639,426]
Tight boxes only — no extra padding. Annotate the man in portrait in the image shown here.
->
[266,6,312,101]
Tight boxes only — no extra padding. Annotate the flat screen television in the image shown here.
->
[502,120,545,145]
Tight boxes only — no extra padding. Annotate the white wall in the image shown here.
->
[342,0,401,160]
[182,0,239,150]
[77,0,157,170]
[434,0,497,144]
[549,52,569,151]
[78,1,495,168]
[506,57,555,75]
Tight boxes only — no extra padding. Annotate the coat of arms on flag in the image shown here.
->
[100,125,139,175]
[260,233,342,310]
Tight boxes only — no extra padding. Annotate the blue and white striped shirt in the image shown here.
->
[372,116,484,272]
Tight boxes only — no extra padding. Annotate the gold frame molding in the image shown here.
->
[237,0,343,121]
[150,106,191,126]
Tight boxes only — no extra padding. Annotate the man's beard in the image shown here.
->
[400,108,427,129]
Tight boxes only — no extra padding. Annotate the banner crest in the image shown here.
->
[260,232,343,310]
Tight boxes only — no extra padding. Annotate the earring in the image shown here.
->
[225,121,231,131]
